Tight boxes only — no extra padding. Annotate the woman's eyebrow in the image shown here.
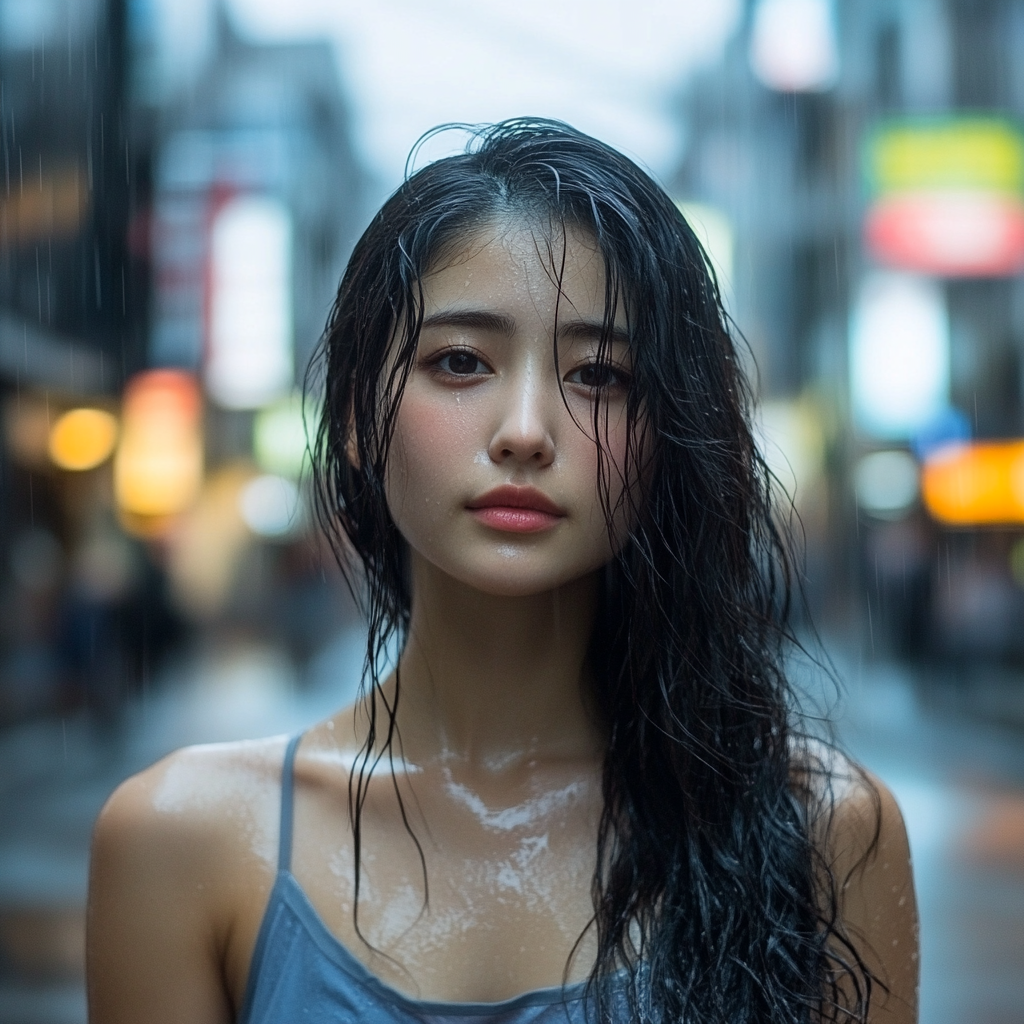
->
[558,318,631,347]
[420,309,516,337]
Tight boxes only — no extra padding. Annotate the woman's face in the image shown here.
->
[384,219,634,598]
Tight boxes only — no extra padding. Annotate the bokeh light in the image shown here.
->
[114,370,203,521]
[855,450,920,519]
[749,0,839,92]
[849,273,949,440]
[254,392,310,479]
[206,195,294,410]
[922,441,1024,526]
[239,474,303,538]
[47,408,118,471]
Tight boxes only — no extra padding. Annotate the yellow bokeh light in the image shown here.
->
[48,408,119,471]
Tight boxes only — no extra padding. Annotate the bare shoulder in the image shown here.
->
[790,739,908,870]
[87,736,292,1024]
[792,740,919,1024]
[93,735,288,875]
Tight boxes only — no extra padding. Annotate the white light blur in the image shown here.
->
[225,0,742,191]
[854,450,920,519]
[850,273,949,440]
[239,474,302,538]
[749,0,839,93]
[206,195,294,410]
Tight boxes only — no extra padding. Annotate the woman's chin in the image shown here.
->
[428,557,603,600]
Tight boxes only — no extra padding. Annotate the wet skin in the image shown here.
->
[86,221,918,1023]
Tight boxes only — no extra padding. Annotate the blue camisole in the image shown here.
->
[238,734,631,1024]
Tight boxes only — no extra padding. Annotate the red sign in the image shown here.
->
[865,191,1024,277]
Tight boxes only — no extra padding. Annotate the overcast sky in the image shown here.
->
[222,0,741,195]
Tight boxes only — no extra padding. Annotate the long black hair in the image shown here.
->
[311,118,876,1024]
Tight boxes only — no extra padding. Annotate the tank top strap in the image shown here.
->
[278,732,303,873]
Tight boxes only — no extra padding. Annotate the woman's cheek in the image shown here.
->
[386,390,472,531]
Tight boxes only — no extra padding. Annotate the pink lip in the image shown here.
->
[466,486,565,534]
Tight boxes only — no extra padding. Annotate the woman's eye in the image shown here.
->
[437,351,487,376]
[566,363,629,389]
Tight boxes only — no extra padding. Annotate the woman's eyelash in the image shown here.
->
[565,362,632,389]
[428,348,490,376]
[425,350,630,388]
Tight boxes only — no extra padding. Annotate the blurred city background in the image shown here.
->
[0,0,1023,1021]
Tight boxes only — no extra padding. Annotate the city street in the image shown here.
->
[0,635,1022,1024]
[3,1,1024,1023]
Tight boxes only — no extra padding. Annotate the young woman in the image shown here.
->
[87,120,918,1024]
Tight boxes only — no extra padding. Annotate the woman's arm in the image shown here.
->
[829,772,919,1024]
[86,758,235,1024]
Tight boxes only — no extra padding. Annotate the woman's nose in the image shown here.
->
[487,370,556,467]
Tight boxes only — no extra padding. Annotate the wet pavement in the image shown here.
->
[1,635,1022,1024]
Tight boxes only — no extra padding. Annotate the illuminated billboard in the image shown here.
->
[863,118,1024,277]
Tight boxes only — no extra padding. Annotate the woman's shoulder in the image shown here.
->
[789,736,907,863]
[88,735,305,1020]
[790,739,919,1020]
[92,735,291,885]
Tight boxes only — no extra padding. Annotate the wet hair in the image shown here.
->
[311,119,877,1024]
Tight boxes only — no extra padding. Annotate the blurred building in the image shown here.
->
[0,0,367,729]
[0,0,157,726]
[677,0,1024,679]
[147,8,363,389]
[0,0,144,384]
[137,7,365,658]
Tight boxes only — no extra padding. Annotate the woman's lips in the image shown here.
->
[469,507,562,533]
[466,486,565,533]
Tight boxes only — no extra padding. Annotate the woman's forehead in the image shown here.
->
[419,217,625,335]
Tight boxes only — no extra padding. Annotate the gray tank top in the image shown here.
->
[238,734,632,1024]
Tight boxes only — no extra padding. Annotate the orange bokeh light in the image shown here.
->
[114,370,203,519]
[48,408,118,471]
[921,441,1024,525]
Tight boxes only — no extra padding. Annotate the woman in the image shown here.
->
[87,120,918,1023]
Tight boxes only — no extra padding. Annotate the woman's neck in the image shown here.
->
[386,553,604,770]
